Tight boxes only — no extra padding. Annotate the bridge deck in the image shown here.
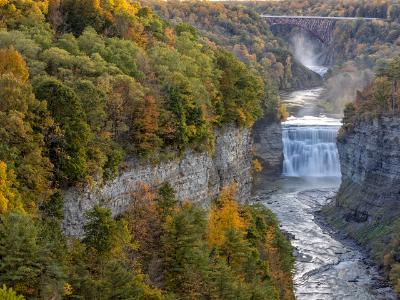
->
[260,15,383,21]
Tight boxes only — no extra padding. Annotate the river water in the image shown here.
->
[254,84,397,299]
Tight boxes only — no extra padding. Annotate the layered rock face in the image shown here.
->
[63,125,253,236]
[252,117,283,174]
[336,116,400,224]
[322,114,400,277]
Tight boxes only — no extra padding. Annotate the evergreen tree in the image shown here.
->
[162,203,210,299]
[83,206,116,254]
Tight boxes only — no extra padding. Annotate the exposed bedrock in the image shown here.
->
[336,116,400,224]
[63,125,253,237]
[324,116,400,257]
[252,117,283,174]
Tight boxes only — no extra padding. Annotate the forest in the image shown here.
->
[148,0,323,92]
[246,0,400,113]
[0,0,295,299]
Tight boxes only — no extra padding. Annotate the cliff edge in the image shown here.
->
[63,125,253,236]
[323,115,400,293]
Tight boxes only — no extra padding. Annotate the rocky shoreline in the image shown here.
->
[253,181,397,299]
[314,202,396,298]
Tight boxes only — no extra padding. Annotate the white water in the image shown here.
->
[254,86,396,299]
[282,116,341,177]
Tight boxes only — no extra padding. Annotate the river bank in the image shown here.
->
[252,85,398,299]
[252,176,397,299]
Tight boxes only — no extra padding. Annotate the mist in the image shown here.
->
[289,32,373,114]
[290,32,327,75]
[323,65,374,113]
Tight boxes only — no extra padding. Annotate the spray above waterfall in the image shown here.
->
[278,33,342,178]
[291,32,327,76]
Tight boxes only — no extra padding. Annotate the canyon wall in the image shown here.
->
[324,115,400,258]
[335,116,400,225]
[63,125,253,237]
[252,117,283,174]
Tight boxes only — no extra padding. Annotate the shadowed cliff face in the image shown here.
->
[323,116,400,295]
[335,116,400,227]
[252,117,283,175]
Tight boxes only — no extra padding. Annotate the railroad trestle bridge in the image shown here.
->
[260,15,382,44]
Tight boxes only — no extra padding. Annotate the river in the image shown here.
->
[253,83,397,299]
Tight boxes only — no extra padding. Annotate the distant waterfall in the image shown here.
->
[282,123,341,177]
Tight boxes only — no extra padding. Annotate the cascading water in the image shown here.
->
[282,116,341,177]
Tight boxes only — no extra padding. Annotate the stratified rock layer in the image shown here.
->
[336,116,400,224]
[252,118,283,174]
[63,125,252,236]
[323,115,400,270]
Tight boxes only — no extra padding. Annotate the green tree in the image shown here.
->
[162,203,210,298]
[0,50,52,203]
[33,77,91,183]
[216,50,263,127]
[0,285,25,300]
[83,206,117,254]
[156,183,177,221]
[0,212,67,299]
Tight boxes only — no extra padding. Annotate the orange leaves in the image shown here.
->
[0,48,29,82]
[164,27,176,46]
[125,182,161,256]
[132,95,161,156]
[207,184,246,248]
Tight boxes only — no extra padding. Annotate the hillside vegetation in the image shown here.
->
[249,0,400,112]
[148,0,323,92]
[335,56,400,295]
[0,0,295,299]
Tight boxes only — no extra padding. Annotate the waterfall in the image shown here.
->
[282,118,341,177]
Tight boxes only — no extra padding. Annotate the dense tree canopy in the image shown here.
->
[0,1,295,299]
[149,0,322,93]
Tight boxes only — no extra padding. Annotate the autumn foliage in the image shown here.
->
[208,184,246,248]
[0,48,29,82]
[0,1,295,299]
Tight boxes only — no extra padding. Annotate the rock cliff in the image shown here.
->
[63,125,253,237]
[252,117,283,174]
[323,115,400,293]
[335,116,400,226]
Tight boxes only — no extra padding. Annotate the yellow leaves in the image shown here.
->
[63,283,73,296]
[207,184,246,248]
[0,162,9,213]
[113,0,138,16]
[252,159,263,173]
[278,103,289,121]
[236,108,247,125]
[0,161,14,213]
[0,0,9,7]
[0,48,29,82]
[0,161,24,214]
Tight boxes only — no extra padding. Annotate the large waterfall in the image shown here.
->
[282,116,341,177]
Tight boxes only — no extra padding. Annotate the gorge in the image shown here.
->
[2,1,400,299]
[254,86,397,299]
[60,6,400,298]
